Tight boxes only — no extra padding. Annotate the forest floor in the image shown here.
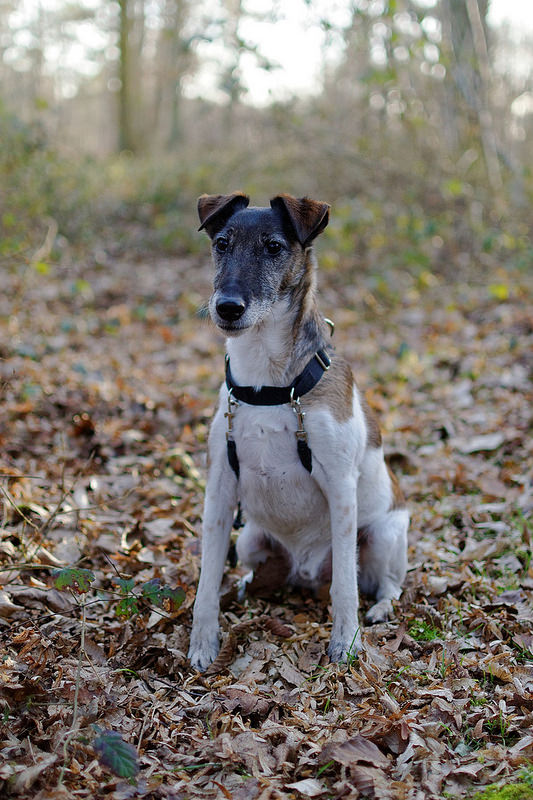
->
[1,247,532,800]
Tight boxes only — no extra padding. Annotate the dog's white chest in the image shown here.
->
[232,403,328,536]
[234,404,296,471]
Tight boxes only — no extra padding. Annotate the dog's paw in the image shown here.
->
[328,629,363,664]
[365,598,393,624]
[237,570,254,602]
[188,629,220,672]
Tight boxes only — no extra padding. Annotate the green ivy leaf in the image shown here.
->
[93,729,139,778]
[116,596,139,617]
[141,579,185,612]
[140,578,162,605]
[115,577,135,595]
[159,585,185,612]
[52,568,95,594]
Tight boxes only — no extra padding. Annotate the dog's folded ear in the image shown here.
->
[198,192,250,237]
[270,194,330,248]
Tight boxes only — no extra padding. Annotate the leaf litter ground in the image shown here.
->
[1,255,532,799]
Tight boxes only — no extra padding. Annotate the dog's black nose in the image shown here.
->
[216,297,246,322]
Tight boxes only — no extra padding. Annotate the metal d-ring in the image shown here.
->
[290,388,308,443]
[324,317,335,337]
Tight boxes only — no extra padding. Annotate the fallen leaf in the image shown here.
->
[222,687,272,717]
[13,754,58,793]
[285,778,325,797]
[320,735,389,769]
[457,433,505,454]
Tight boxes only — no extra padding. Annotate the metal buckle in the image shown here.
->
[315,351,330,372]
[290,388,308,443]
[225,388,239,441]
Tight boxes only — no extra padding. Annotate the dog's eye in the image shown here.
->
[215,237,229,253]
[266,240,282,255]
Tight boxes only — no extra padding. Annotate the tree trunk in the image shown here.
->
[118,0,135,152]
[439,0,501,182]
[465,0,503,192]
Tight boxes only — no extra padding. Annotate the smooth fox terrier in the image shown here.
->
[188,192,408,671]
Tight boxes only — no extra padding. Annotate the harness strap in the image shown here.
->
[225,349,331,478]
[226,438,240,479]
[296,438,313,473]
[225,349,330,405]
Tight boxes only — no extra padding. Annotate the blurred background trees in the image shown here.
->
[1,0,531,273]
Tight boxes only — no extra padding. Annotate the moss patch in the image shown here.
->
[471,784,533,800]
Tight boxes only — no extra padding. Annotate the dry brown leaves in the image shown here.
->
[1,257,532,799]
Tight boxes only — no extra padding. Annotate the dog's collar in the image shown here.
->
[225,349,331,406]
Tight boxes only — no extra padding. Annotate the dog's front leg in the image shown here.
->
[325,475,362,663]
[188,420,237,671]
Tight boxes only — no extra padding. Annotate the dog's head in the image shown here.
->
[198,192,330,334]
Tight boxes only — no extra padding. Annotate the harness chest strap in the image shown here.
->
[224,349,331,477]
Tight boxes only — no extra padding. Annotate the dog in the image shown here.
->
[188,192,408,671]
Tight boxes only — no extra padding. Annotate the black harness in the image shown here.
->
[224,348,331,478]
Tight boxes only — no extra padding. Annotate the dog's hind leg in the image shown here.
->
[358,507,409,623]
[236,523,291,597]
[356,448,408,624]
[236,522,275,569]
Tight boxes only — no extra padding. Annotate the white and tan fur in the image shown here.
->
[188,193,408,671]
